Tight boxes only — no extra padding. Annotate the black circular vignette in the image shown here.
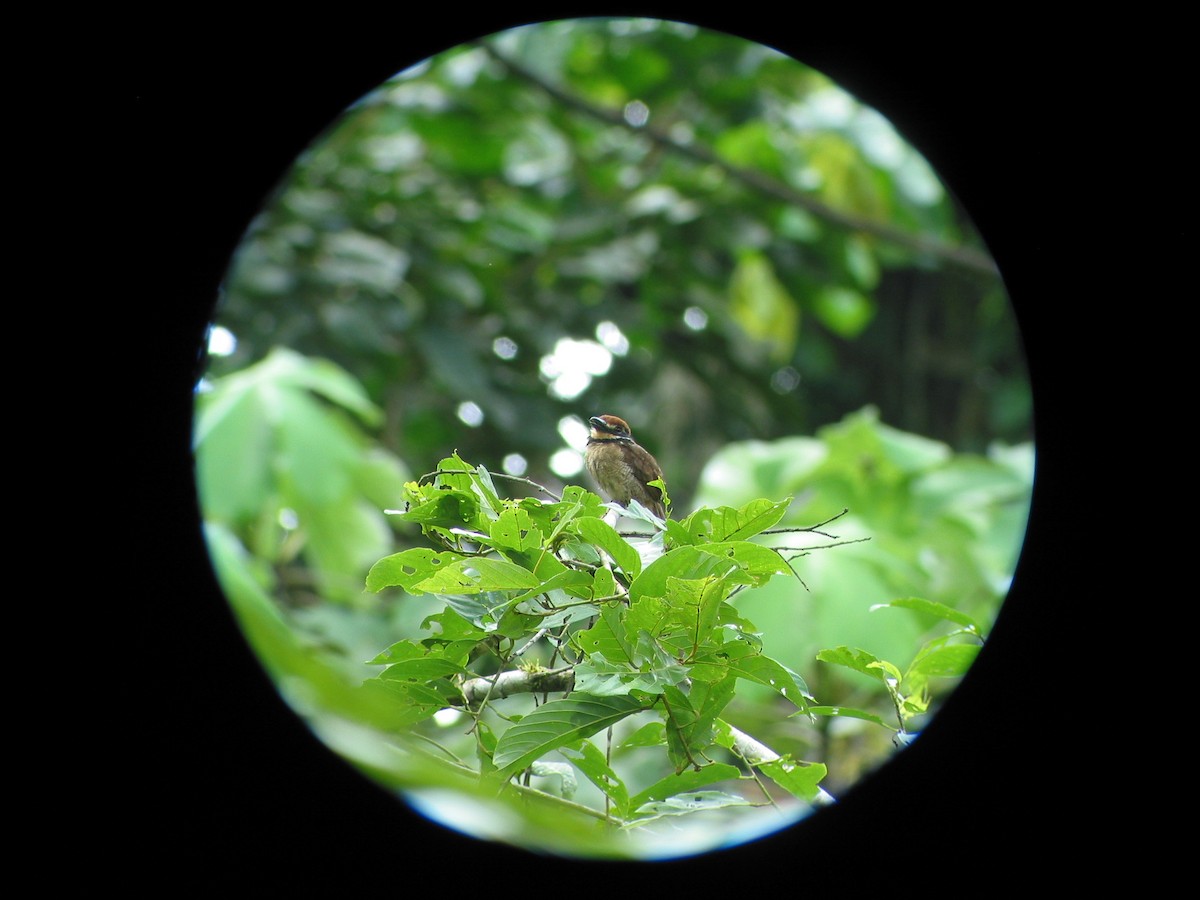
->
[135,9,1087,888]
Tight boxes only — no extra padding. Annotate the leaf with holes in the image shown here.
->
[413,557,541,594]
[366,547,458,592]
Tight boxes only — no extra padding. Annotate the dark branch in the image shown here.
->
[482,44,999,279]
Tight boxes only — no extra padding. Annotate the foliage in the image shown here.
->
[195,348,1030,852]
[195,347,410,606]
[207,19,1030,516]
[360,454,835,846]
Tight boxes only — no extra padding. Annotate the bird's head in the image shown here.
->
[588,414,633,442]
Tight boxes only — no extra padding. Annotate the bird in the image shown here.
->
[584,414,667,520]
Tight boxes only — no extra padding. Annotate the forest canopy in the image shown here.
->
[194,18,1033,859]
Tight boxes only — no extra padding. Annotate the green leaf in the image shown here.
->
[558,740,629,815]
[619,721,666,748]
[729,250,799,363]
[628,791,754,821]
[871,596,985,634]
[414,558,541,594]
[590,565,618,600]
[906,643,980,680]
[534,602,600,631]
[470,463,505,517]
[663,518,701,547]
[628,763,742,814]
[693,541,794,587]
[369,679,463,726]
[629,545,749,605]
[816,646,892,684]
[661,677,736,773]
[365,638,427,666]
[492,693,649,777]
[624,573,734,658]
[680,498,792,543]
[759,756,827,803]
[488,506,545,554]
[692,641,811,707]
[574,648,689,696]
[506,568,594,606]
[420,608,489,643]
[805,705,894,729]
[571,516,643,578]
[390,490,480,529]
[573,603,635,666]
[378,656,470,681]
[366,547,459,593]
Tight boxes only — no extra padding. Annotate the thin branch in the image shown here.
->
[482,44,999,280]
[762,507,851,540]
[406,730,471,768]
[457,663,836,806]
[726,725,836,807]
[780,536,872,557]
[417,468,563,502]
[507,780,622,823]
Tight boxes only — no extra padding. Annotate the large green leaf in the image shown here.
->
[623,573,734,659]
[679,498,792,543]
[628,763,742,814]
[571,516,642,579]
[365,547,457,593]
[661,677,736,773]
[906,643,980,681]
[816,646,897,685]
[693,541,794,587]
[389,491,480,529]
[488,506,544,554]
[573,647,689,696]
[492,693,649,777]
[412,557,541,594]
[628,545,749,605]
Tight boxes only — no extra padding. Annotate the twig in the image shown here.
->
[418,468,562,501]
[762,508,851,540]
[780,536,872,557]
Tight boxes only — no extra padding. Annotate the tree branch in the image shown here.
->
[482,44,999,279]
[460,666,576,707]
[456,664,836,805]
[726,724,836,806]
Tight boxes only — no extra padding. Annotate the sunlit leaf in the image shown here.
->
[759,756,827,803]
[729,250,799,363]
[906,643,980,680]
[366,547,458,592]
[414,557,541,594]
[815,646,892,685]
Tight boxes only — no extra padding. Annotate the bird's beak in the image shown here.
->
[589,416,609,431]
